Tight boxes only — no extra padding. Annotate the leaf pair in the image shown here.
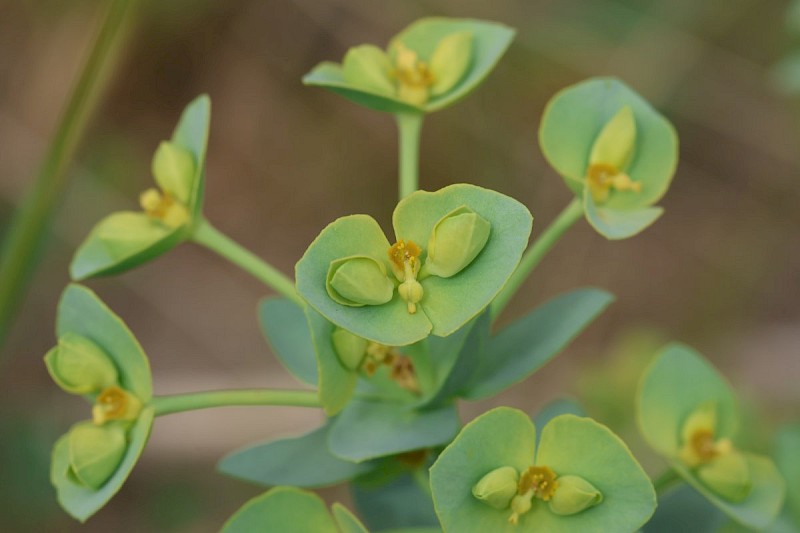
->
[540,78,678,239]
[70,95,211,279]
[296,183,532,348]
[637,343,785,530]
[47,285,154,522]
[304,18,515,114]
[430,408,655,532]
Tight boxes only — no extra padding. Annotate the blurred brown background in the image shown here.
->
[1,0,799,531]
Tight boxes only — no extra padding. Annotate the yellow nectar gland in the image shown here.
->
[140,187,189,228]
[392,43,435,106]
[362,342,420,394]
[509,466,559,525]
[681,427,733,467]
[92,386,142,425]
[389,240,424,314]
[586,162,641,204]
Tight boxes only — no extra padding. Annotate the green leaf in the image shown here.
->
[352,472,439,531]
[642,483,725,532]
[69,212,184,280]
[258,298,318,386]
[637,343,738,457]
[430,407,536,533]
[463,288,613,399]
[532,398,586,448]
[328,400,460,462]
[296,214,431,346]
[539,77,678,209]
[218,424,372,488]
[671,455,786,531]
[306,306,358,416]
[171,94,211,218]
[775,424,800,526]
[583,188,663,240]
[56,284,152,401]
[393,184,532,337]
[532,415,656,531]
[391,18,515,112]
[332,503,370,533]
[303,62,422,114]
[221,486,339,533]
[50,408,154,522]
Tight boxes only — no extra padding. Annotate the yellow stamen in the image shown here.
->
[389,240,424,314]
[586,162,642,203]
[392,43,435,105]
[508,465,560,525]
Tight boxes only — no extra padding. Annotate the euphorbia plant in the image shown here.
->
[39,14,792,533]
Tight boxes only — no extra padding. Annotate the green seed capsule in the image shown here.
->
[151,141,195,204]
[472,466,519,510]
[425,206,490,278]
[698,451,752,502]
[342,44,396,96]
[548,474,603,516]
[68,422,127,490]
[331,328,368,371]
[327,255,394,306]
[44,333,118,395]
[429,32,473,96]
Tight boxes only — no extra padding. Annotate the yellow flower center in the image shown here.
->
[361,342,420,394]
[586,162,641,204]
[680,427,733,467]
[92,386,142,425]
[140,187,189,228]
[388,240,424,314]
[392,43,435,105]
[509,465,560,525]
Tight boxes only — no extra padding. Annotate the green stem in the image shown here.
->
[0,0,136,348]
[653,468,682,495]
[151,388,320,417]
[396,112,424,199]
[491,197,584,321]
[191,218,304,307]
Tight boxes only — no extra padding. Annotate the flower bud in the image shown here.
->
[430,31,473,96]
[152,141,195,204]
[44,333,118,395]
[698,451,752,502]
[589,106,636,170]
[331,328,368,370]
[472,466,519,510]
[342,44,396,96]
[327,255,395,307]
[548,474,603,516]
[68,422,127,490]
[425,206,490,278]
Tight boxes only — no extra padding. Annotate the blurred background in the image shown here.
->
[1,0,799,531]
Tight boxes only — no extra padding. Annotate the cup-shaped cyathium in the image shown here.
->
[539,78,678,240]
[47,284,155,522]
[430,408,655,532]
[636,342,785,530]
[296,184,532,346]
[70,95,211,279]
[303,18,515,114]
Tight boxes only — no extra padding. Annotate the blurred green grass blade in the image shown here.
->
[0,0,137,349]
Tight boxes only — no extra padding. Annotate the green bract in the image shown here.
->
[430,408,655,532]
[636,343,785,530]
[539,78,678,240]
[303,17,514,113]
[221,486,367,533]
[48,284,154,522]
[70,95,211,279]
[296,184,532,346]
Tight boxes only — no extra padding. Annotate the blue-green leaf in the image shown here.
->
[258,297,317,386]
[221,486,339,533]
[218,424,372,488]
